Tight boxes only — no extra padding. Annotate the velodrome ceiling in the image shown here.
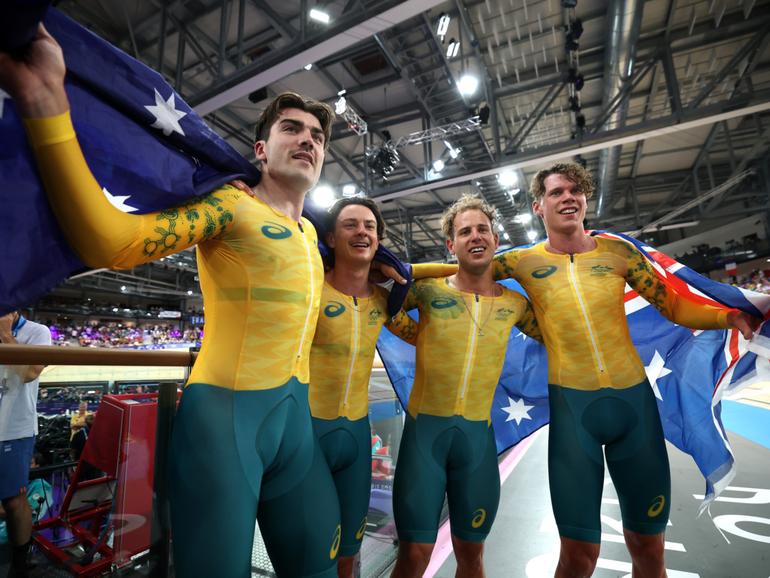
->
[48,0,770,301]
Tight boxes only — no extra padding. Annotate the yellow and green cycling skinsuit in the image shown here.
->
[309,282,416,557]
[391,277,542,543]
[493,237,731,542]
[24,112,341,578]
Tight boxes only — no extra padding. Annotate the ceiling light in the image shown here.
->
[458,74,479,96]
[436,13,450,40]
[304,63,313,71]
[334,96,347,115]
[515,213,532,224]
[309,8,330,23]
[527,230,538,241]
[337,89,347,96]
[120,285,127,292]
[503,232,510,240]
[497,170,518,187]
[497,224,504,232]
[342,184,357,197]
[187,290,193,295]
[443,140,460,159]
[432,159,445,173]
[312,185,336,208]
[446,38,460,59]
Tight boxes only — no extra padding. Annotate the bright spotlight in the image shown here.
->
[120,285,127,292]
[337,89,347,96]
[515,213,533,225]
[446,38,460,59]
[527,230,538,241]
[309,8,330,23]
[304,63,313,71]
[503,232,510,240]
[498,170,518,187]
[334,97,347,115]
[436,13,450,40]
[432,159,445,173]
[497,223,504,232]
[312,185,336,208]
[342,184,357,197]
[187,290,193,295]
[458,74,479,96]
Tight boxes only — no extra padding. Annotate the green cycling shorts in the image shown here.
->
[169,379,341,577]
[548,380,671,543]
[393,413,500,544]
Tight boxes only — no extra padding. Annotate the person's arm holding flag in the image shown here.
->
[0,24,245,270]
[624,242,762,339]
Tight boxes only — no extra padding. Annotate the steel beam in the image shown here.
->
[687,28,769,110]
[371,97,770,203]
[505,82,565,153]
[190,0,447,115]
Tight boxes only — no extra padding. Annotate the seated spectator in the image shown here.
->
[69,401,91,440]
[70,414,101,480]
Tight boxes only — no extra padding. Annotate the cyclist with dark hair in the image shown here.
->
[1,25,347,577]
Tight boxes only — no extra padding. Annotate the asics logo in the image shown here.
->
[471,508,487,528]
[329,525,342,558]
[431,298,458,309]
[355,517,367,540]
[324,301,346,317]
[647,495,666,518]
[261,222,292,239]
[531,266,557,279]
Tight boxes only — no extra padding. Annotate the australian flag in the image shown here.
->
[0,7,259,314]
[378,231,770,510]
[0,6,410,316]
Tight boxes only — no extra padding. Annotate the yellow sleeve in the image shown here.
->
[385,309,418,345]
[626,246,730,329]
[515,297,544,343]
[23,112,243,270]
[492,249,521,281]
[411,262,457,279]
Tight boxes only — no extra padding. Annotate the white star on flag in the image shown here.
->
[645,350,672,400]
[145,89,187,136]
[501,396,534,425]
[103,188,138,212]
[0,89,9,119]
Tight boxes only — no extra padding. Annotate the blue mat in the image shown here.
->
[722,400,770,449]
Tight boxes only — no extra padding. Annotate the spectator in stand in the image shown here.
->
[70,414,100,480]
[69,400,91,440]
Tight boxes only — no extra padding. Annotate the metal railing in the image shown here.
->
[0,344,197,367]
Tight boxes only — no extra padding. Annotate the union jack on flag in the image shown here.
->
[594,230,770,511]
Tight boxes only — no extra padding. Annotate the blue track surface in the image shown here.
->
[722,400,770,449]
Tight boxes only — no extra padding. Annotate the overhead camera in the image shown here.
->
[366,144,400,179]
